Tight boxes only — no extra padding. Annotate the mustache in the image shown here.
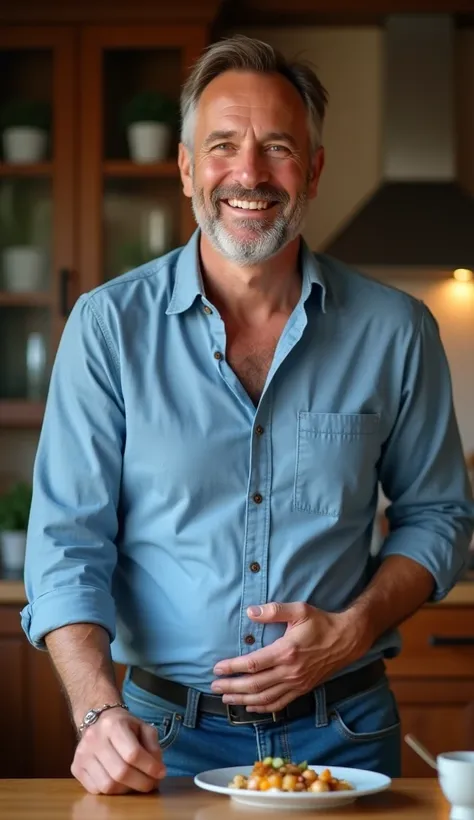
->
[211,185,289,207]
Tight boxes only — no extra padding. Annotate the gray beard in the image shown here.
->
[191,188,309,265]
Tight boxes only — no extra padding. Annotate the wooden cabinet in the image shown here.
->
[0,603,76,778]
[386,605,474,777]
[0,27,76,428]
[0,17,213,432]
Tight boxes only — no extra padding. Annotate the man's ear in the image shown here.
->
[308,146,325,200]
[178,143,193,198]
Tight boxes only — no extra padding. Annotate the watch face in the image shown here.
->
[84,710,98,725]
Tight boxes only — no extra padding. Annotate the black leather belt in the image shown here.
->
[129,658,386,725]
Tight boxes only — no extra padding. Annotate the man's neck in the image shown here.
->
[199,233,302,328]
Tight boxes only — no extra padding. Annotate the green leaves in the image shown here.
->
[0,482,32,532]
[121,91,179,128]
[0,100,51,131]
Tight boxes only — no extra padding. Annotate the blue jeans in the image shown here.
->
[122,669,401,778]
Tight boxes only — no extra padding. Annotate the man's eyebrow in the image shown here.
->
[264,132,298,149]
[202,130,298,150]
[203,130,237,148]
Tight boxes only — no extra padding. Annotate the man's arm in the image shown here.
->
[45,624,120,728]
[377,304,474,601]
[22,296,165,794]
[345,554,434,651]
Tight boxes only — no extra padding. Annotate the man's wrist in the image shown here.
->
[77,702,129,736]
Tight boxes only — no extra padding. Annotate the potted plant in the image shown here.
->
[0,181,47,292]
[0,99,51,164]
[0,482,32,576]
[121,91,178,164]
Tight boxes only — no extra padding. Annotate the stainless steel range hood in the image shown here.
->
[323,15,474,278]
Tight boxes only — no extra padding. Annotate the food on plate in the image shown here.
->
[228,757,355,792]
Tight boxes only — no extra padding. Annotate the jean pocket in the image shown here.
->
[293,412,380,517]
[330,680,401,744]
[122,677,184,750]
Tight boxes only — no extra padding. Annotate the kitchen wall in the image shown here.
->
[2,23,473,486]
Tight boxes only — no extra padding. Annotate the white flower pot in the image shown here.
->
[2,127,48,163]
[127,122,171,163]
[0,531,26,573]
[2,246,45,292]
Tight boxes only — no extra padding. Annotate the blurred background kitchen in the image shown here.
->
[0,0,473,781]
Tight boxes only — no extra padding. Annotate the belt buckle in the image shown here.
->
[226,705,278,725]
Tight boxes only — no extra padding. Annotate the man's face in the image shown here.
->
[179,70,324,265]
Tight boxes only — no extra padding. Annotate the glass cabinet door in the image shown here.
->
[0,27,76,427]
[79,25,206,292]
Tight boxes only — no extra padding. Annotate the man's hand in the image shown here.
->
[211,602,372,713]
[71,707,166,795]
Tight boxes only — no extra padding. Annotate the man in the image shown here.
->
[22,35,474,795]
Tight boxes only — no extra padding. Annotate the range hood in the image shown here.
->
[323,15,474,278]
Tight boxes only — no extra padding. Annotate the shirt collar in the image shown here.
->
[299,237,327,313]
[166,229,204,315]
[166,228,327,315]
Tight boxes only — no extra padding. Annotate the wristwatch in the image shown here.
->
[78,702,129,735]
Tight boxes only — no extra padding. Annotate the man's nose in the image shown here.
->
[233,145,270,190]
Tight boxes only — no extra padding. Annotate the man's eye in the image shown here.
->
[212,143,234,151]
[267,145,290,154]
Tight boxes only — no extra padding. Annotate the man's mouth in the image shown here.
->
[221,199,278,211]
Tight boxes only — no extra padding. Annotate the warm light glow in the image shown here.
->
[453,268,473,282]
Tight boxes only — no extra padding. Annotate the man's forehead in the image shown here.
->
[198,70,306,120]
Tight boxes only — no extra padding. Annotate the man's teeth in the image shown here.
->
[227,199,271,210]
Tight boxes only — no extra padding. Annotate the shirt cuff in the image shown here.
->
[379,526,467,602]
[20,586,116,650]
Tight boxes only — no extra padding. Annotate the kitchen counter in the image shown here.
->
[0,777,453,819]
[1,578,473,606]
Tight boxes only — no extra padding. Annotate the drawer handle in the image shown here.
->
[428,635,474,647]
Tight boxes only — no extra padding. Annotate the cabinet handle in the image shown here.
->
[60,268,71,317]
[428,635,474,647]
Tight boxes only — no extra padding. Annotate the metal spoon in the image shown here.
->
[404,733,438,771]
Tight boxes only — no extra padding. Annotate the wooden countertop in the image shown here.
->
[1,579,473,606]
[0,777,453,819]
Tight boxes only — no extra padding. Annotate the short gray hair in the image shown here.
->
[180,34,328,153]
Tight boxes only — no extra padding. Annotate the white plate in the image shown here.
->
[194,765,391,811]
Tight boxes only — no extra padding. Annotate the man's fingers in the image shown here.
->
[110,720,164,780]
[85,757,130,795]
[213,641,282,678]
[245,685,298,713]
[75,766,101,795]
[216,668,283,697]
[138,722,166,777]
[98,738,159,792]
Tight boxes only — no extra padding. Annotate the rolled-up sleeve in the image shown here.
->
[21,294,125,648]
[378,303,474,601]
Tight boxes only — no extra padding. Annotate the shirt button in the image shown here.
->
[203,305,212,315]
[253,493,263,504]
[244,635,255,645]
[255,425,264,436]
[214,351,223,360]
[249,562,261,573]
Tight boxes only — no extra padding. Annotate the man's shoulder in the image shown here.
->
[316,252,424,330]
[81,246,183,316]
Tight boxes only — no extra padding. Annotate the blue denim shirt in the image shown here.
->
[21,229,474,691]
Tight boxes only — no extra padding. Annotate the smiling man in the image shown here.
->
[22,36,474,795]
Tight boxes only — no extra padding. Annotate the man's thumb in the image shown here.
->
[247,602,298,622]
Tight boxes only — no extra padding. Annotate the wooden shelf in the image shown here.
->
[0,162,52,177]
[0,400,44,427]
[0,292,52,308]
[103,159,179,178]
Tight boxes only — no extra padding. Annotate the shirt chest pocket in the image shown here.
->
[293,412,381,518]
